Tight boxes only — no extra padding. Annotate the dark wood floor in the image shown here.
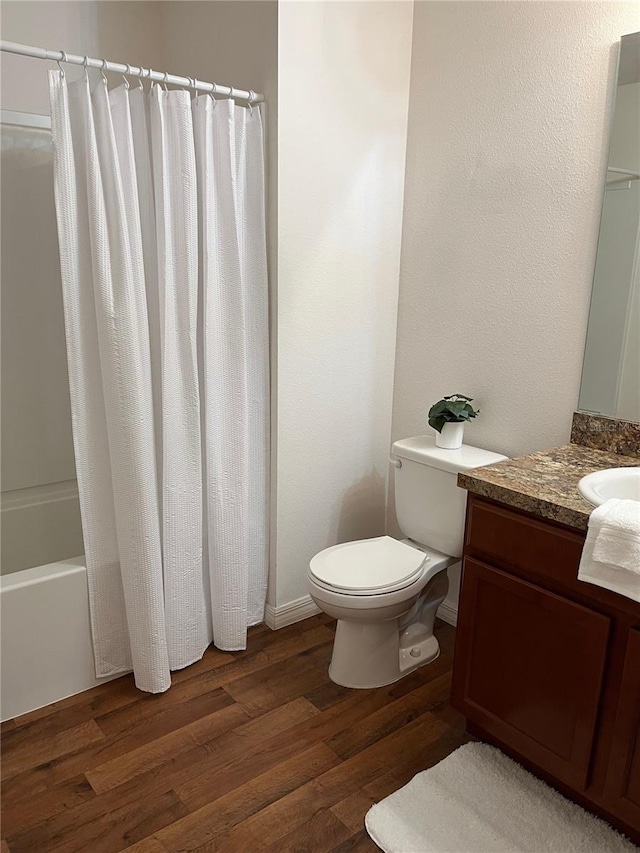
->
[1,615,467,853]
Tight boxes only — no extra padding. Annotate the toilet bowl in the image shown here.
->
[308,435,508,689]
[309,536,454,688]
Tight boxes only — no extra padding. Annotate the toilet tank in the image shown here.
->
[392,436,508,558]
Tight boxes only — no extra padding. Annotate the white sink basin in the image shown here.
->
[578,467,640,507]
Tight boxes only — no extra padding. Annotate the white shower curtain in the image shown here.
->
[48,70,269,694]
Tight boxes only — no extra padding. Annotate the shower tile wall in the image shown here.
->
[0,0,166,574]
[0,121,83,573]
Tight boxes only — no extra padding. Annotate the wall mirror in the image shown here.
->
[579,31,640,423]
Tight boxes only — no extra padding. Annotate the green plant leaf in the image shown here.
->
[444,400,468,417]
[428,393,479,429]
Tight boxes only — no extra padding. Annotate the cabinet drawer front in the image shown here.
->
[465,497,584,590]
[605,629,640,827]
[453,558,611,790]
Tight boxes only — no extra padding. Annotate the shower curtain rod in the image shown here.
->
[0,40,264,104]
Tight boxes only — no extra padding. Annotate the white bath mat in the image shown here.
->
[365,742,637,853]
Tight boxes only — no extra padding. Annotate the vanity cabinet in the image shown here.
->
[452,494,640,842]
[604,628,640,827]
[455,558,610,789]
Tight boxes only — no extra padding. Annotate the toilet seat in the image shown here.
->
[309,536,428,595]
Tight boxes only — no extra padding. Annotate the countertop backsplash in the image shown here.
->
[570,412,640,457]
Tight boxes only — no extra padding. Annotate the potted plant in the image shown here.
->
[428,394,479,449]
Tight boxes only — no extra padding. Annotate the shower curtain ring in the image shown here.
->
[56,51,67,78]
[82,55,90,81]
[137,69,145,90]
[162,71,169,91]
[100,59,108,85]
[122,64,132,90]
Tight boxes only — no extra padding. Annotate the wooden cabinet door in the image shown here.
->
[605,629,640,827]
[452,558,611,789]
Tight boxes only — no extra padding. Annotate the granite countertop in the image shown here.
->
[458,444,640,531]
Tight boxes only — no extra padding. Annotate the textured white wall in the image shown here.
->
[0,2,164,114]
[391,1,640,469]
[276,0,414,606]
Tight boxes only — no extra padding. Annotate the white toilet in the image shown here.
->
[308,435,507,689]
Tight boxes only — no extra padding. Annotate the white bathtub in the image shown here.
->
[0,556,121,721]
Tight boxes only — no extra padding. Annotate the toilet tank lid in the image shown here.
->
[392,435,508,474]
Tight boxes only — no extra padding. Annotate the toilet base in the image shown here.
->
[327,572,447,689]
[399,633,440,674]
[329,628,440,689]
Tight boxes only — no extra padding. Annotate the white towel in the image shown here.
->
[578,498,640,602]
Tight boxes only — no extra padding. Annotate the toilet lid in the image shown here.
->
[309,536,428,593]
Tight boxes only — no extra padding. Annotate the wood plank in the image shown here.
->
[177,664,454,815]
[326,672,452,760]
[223,643,333,716]
[2,685,234,797]
[0,619,463,853]
[87,701,249,792]
[143,646,233,686]
[230,695,320,739]
[5,619,328,732]
[361,768,406,802]
[238,711,449,845]
[304,679,354,711]
[174,686,409,814]
[116,838,169,853]
[77,695,330,819]
[1,773,96,838]
[206,616,331,667]
[175,721,331,813]
[183,822,267,853]
[330,791,375,833]
[164,624,334,707]
[362,725,469,797]
[329,829,379,852]
[227,623,334,672]
[2,701,247,806]
[261,808,353,853]
[3,671,228,749]
[1,720,105,781]
[87,697,316,795]
[94,688,235,748]
[152,743,341,852]
[95,682,235,739]
[7,674,142,730]
[7,788,188,853]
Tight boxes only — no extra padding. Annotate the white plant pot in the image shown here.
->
[435,422,465,449]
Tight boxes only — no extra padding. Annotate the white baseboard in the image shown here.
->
[437,599,458,627]
[264,594,321,630]
[265,592,457,631]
